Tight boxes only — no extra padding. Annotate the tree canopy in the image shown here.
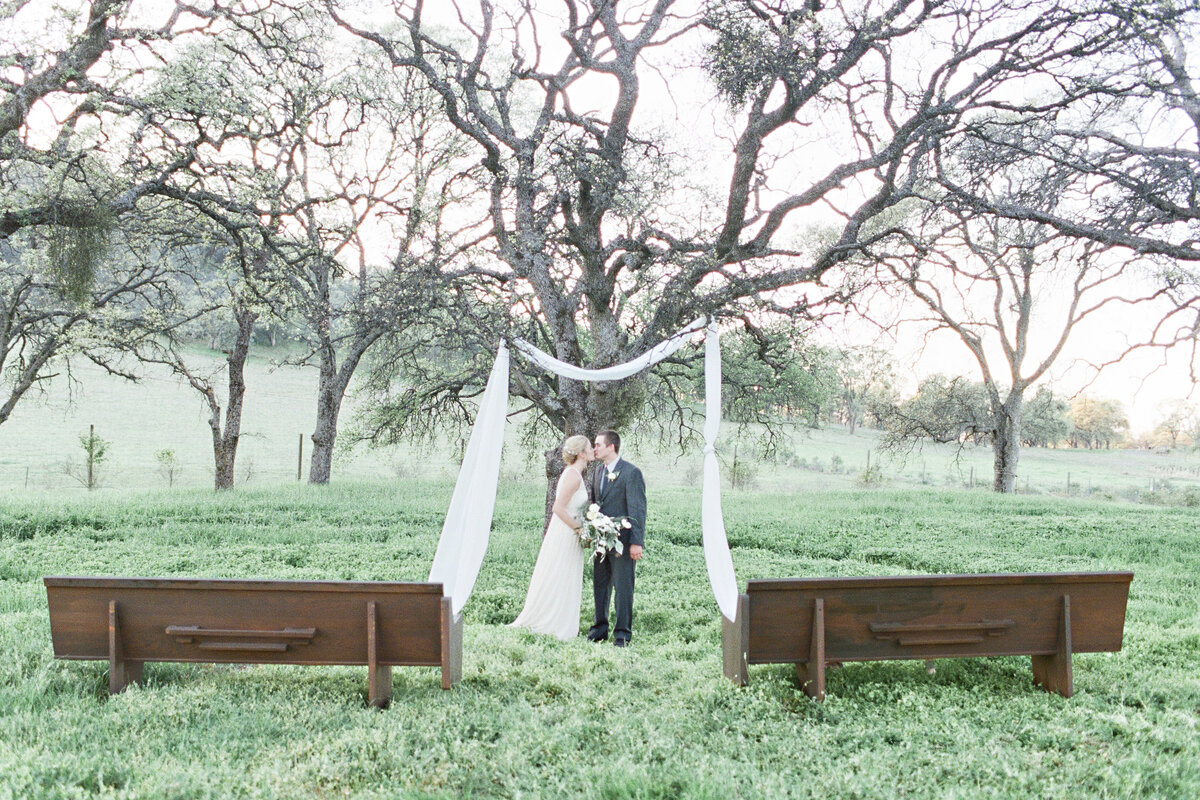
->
[4,0,1200,497]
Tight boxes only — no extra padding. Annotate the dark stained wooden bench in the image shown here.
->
[44,577,463,707]
[722,571,1132,700]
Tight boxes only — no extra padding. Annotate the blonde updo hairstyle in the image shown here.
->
[561,434,590,465]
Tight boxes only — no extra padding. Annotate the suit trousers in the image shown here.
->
[590,548,636,642]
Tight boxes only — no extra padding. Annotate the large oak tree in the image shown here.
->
[329,0,1160,508]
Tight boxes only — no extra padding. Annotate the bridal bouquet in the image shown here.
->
[576,503,631,562]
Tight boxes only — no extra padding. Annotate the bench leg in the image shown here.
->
[440,596,462,689]
[1032,594,1074,698]
[797,597,826,701]
[722,593,749,686]
[107,601,143,694]
[366,601,391,708]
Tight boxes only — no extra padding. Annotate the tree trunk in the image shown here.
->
[543,445,566,535]
[992,392,1024,493]
[213,434,236,489]
[308,366,346,485]
[308,338,373,485]
[212,305,256,490]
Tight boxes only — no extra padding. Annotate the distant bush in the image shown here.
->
[156,449,180,487]
[721,444,759,490]
[728,458,758,490]
[1138,482,1200,507]
[857,462,886,487]
[61,427,109,490]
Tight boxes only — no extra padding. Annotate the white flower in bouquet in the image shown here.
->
[575,508,629,562]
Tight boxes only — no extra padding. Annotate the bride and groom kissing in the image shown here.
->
[510,430,647,646]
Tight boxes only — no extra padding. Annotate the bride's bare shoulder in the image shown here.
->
[557,466,583,493]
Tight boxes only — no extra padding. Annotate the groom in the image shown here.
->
[587,430,646,647]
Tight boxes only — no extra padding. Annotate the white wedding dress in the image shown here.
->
[509,481,586,640]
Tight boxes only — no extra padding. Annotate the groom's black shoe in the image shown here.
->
[613,638,630,648]
[587,634,607,643]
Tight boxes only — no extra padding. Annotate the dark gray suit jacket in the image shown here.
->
[591,458,646,548]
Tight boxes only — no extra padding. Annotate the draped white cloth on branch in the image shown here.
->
[428,342,511,615]
[702,322,738,621]
[428,317,741,621]
[511,316,708,380]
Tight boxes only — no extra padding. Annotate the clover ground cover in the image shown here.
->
[0,483,1197,798]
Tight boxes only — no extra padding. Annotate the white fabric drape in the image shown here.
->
[703,323,738,621]
[429,317,740,622]
[428,341,511,615]
[512,316,707,381]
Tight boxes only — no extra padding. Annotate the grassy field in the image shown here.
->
[0,353,422,492]
[4,350,1200,502]
[1,481,1197,798]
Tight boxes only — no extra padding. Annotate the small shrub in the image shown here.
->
[155,449,180,487]
[61,427,109,490]
[728,458,758,490]
[857,463,886,487]
[722,444,759,490]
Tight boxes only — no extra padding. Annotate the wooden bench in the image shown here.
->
[44,576,463,707]
[722,571,1132,700]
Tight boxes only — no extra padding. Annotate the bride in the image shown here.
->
[510,434,594,640]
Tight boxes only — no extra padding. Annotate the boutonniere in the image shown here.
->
[606,470,619,482]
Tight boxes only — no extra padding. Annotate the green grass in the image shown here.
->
[1,482,1198,798]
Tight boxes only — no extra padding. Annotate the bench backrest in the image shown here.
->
[45,576,448,667]
[745,572,1132,664]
